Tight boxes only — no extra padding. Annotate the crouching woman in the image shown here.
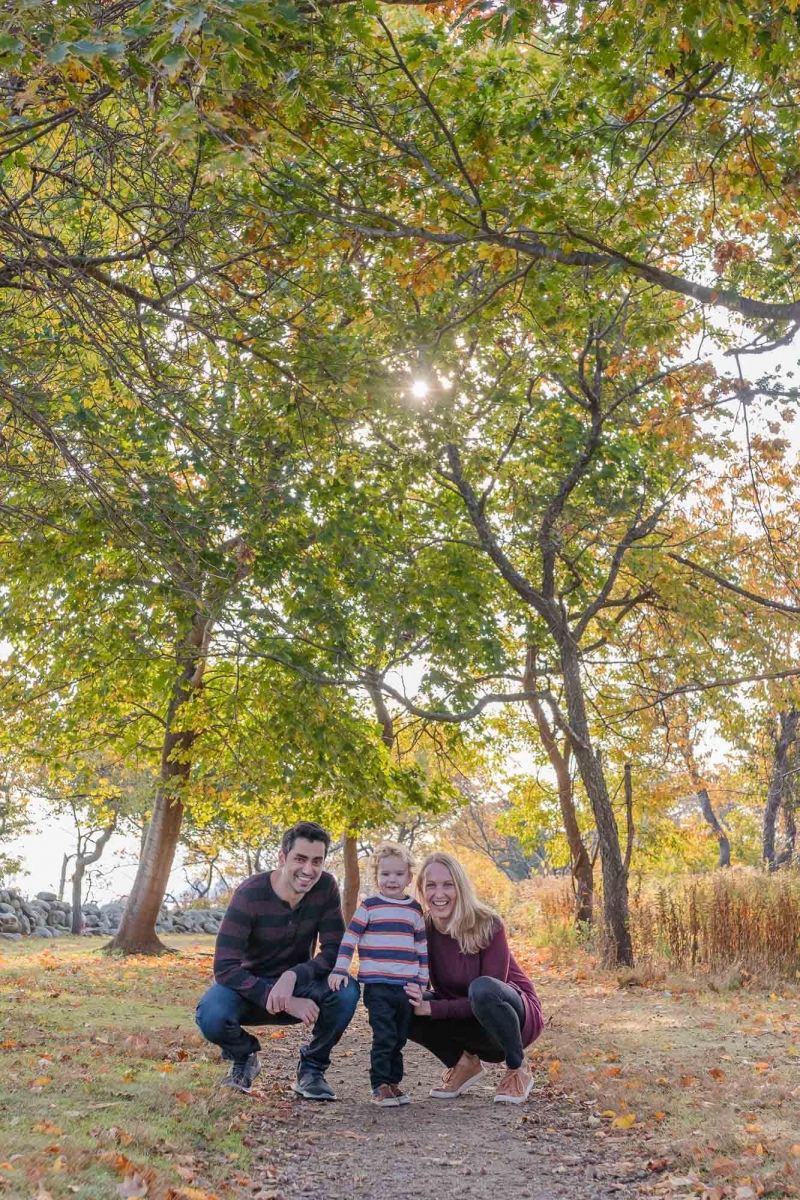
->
[404,852,543,1105]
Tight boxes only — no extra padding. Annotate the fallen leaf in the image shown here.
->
[604,1066,622,1077]
[33,1123,63,1135]
[708,1068,726,1081]
[646,1158,669,1172]
[117,1173,149,1199]
[612,1113,636,1129]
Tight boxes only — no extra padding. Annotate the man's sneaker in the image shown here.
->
[292,1069,336,1101]
[221,1052,260,1094]
[391,1084,411,1105]
[371,1084,400,1107]
[493,1063,534,1105]
[429,1052,485,1098]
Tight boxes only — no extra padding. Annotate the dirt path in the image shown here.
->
[239,1009,650,1200]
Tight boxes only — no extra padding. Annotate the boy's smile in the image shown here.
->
[377,854,412,898]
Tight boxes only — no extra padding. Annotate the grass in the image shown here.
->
[4,924,800,1200]
[0,936,254,1200]
[516,940,800,1197]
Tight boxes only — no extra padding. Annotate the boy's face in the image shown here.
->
[376,854,411,899]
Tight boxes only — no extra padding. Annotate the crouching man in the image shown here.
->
[196,821,359,1099]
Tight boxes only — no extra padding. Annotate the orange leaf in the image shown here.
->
[33,1122,63,1135]
[604,1066,622,1077]
[708,1068,726,1081]
[679,1076,695,1087]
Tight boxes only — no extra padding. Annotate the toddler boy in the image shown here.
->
[329,842,428,1106]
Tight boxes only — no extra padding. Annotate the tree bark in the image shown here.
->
[697,788,731,868]
[71,822,116,934]
[58,853,72,903]
[342,833,360,924]
[526,680,593,924]
[109,612,211,954]
[559,637,633,964]
[623,763,634,874]
[676,719,731,869]
[764,708,799,870]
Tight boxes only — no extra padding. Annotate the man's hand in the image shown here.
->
[283,996,319,1027]
[266,970,297,1014]
[328,972,347,991]
[404,981,431,1016]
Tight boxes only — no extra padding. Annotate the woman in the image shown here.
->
[404,852,543,1104]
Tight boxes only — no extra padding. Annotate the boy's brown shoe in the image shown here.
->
[391,1084,411,1105]
[493,1063,534,1105]
[371,1084,400,1107]
[429,1052,485,1098]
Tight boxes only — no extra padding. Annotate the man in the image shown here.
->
[196,821,359,1099]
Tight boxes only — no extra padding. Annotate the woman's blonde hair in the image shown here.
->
[372,841,415,881]
[416,851,498,955]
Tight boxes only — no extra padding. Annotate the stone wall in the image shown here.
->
[0,887,225,940]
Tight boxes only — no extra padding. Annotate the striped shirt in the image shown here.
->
[331,894,429,987]
[213,870,344,1007]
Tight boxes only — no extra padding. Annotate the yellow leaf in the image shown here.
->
[612,1113,636,1129]
[601,1109,616,1118]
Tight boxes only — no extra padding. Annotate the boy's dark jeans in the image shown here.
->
[363,982,413,1088]
[196,975,359,1073]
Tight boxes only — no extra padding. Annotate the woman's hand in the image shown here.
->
[404,981,431,1016]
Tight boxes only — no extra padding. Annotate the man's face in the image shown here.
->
[277,838,327,896]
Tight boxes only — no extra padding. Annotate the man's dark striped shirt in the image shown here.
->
[213,870,345,1007]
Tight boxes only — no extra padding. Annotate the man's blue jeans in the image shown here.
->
[196,974,359,1072]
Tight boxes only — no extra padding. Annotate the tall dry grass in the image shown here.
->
[630,869,800,979]
[503,869,800,980]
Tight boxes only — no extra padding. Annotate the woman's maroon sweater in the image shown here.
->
[426,919,543,1047]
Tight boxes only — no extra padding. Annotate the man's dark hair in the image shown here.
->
[281,821,331,856]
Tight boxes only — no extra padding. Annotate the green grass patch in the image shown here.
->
[0,936,253,1200]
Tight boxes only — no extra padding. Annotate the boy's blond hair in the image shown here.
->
[371,841,415,880]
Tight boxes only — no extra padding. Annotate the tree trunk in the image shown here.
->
[109,613,210,954]
[71,861,85,935]
[71,822,115,934]
[677,719,731,868]
[58,853,72,903]
[764,708,799,870]
[697,788,731,868]
[780,795,797,865]
[342,833,360,924]
[527,686,593,924]
[559,637,633,965]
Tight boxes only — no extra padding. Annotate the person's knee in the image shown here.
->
[196,990,237,1044]
[327,976,360,1023]
[468,975,499,1009]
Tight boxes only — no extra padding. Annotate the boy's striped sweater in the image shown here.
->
[331,894,429,987]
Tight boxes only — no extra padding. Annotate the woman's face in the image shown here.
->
[423,861,457,924]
